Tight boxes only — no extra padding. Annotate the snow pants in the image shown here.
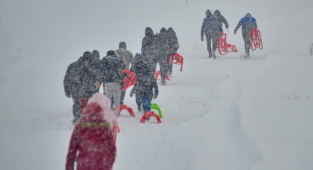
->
[205,32,220,56]
[156,56,169,83]
[242,32,250,55]
[141,96,152,113]
[72,96,81,122]
[104,83,121,117]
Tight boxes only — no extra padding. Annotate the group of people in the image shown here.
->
[63,26,179,169]
[201,9,258,58]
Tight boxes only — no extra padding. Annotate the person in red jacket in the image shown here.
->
[65,93,117,170]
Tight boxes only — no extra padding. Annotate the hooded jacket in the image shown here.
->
[234,13,257,35]
[166,27,180,54]
[115,42,134,69]
[63,56,84,97]
[154,27,170,57]
[65,93,117,170]
[100,51,126,83]
[213,10,229,29]
[201,9,222,37]
[79,52,103,98]
[141,27,156,63]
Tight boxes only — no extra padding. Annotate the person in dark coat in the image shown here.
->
[130,53,149,112]
[201,9,223,59]
[63,56,85,123]
[141,27,157,72]
[115,41,134,104]
[79,51,102,98]
[154,27,170,85]
[166,27,180,77]
[131,55,158,114]
[234,13,258,58]
[213,10,229,30]
[100,50,126,117]
[65,93,117,170]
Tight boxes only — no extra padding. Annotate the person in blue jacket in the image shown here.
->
[201,9,222,59]
[234,13,258,58]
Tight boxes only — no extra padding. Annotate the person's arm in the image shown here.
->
[201,18,206,40]
[221,16,229,29]
[63,65,72,97]
[234,18,243,34]
[65,126,80,170]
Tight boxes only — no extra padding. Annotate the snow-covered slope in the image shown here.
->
[1,0,313,169]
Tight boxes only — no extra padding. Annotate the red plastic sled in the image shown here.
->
[249,28,263,51]
[121,69,136,91]
[169,53,184,72]
[140,111,162,123]
[118,104,135,117]
[154,70,170,81]
[218,32,238,55]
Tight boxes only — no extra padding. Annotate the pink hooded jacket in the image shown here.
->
[65,93,117,170]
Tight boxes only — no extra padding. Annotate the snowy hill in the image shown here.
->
[1,0,313,169]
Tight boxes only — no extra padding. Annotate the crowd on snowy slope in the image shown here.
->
[63,8,258,169]
[63,26,180,170]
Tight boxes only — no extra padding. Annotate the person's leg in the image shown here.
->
[140,96,151,113]
[206,33,213,57]
[135,91,142,113]
[72,96,81,123]
[159,56,168,85]
[243,33,250,57]
[212,32,220,59]
[120,90,126,104]
[112,83,121,117]
[105,83,114,107]
[167,55,173,76]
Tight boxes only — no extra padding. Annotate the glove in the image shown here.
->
[233,31,236,35]
[226,26,229,29]
[130,93,133,97]
[153,94,158,99]
[201,36,204,41]
[95,82,100,89]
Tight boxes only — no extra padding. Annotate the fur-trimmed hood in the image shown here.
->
[79,93,118,129]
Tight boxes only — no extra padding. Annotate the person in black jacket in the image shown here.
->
[100,50,126,117]
[130,54,158,114]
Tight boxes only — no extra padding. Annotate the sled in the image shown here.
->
[118,104,135,117]
[140,111,162,123]
[218,32,238,55]
[154,70,170,81]
[121,69,136,91]
[169,53,184,72]
[150,103,163,118]
[249,28,263,51]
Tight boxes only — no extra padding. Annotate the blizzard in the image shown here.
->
[0,0,313,170]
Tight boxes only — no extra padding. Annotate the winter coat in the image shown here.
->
[115,48,134,70]
[201,9,222,38]
[213,10,229,29]
[65,93,117,170]
[141,27,156,63]
[63,56,84,98]
[166,27,180,54]
[79,61,102,98]
[154,27,170,57]
[100,52,126,84]
[234,13,257,35]
[130,53,149,86]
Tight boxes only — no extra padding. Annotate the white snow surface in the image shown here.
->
[1,0,313,170]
